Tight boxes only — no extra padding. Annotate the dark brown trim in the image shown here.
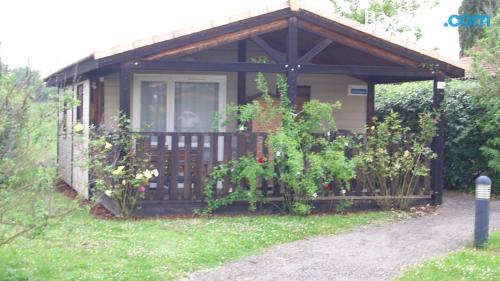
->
[366,82,375,125]
[89,75,105,127]
[298,19,419,67]
[297,10,464,77]
[45,8,465,85]
[130,60,436,77]
[131,60,285,73]
[237,40,247,106]
[45,56,98,86]
[286,16,299,106]
[148,20,288,61]
[251,36,286,63]
[431,75,445,205]
[297,64,434,77]
[119,65,131,118]
[298,38,332,64]
[100,9,292,67]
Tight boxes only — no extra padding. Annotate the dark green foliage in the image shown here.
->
[470,15,500,195]
[458,0,498,55]
[375,80,498,193]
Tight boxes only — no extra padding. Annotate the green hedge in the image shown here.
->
[375,80,499,194]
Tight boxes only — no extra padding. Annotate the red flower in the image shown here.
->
[257,156,265,163]
[140,186,146,193]
[325,183,332,191]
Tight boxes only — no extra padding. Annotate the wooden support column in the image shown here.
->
[286,16,298,107]
[431,75,445,205]
[237,40,247,106]
[119,64,131,119]
[89,75,105,127]
[366,82,375,125]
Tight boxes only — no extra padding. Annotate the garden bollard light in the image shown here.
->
[474,175,491,248]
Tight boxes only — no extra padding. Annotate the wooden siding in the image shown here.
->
[58,80,90,198]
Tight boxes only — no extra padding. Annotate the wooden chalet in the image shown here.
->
[45,0,465,215]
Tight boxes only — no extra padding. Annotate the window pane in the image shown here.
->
[141,81,167,131]
[175,82,219,132]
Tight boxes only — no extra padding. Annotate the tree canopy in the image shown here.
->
[458,0,498,55]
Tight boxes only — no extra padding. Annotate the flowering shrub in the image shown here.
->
[205,73,356,215]
[355,111,437,210]
[82,116,157,217]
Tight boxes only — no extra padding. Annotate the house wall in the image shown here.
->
[102,72,366,133]
[100,42,367,133]
[58,87,73,186]
[244,73,366,133]
[186,42,367,133]
[58,79,90,198]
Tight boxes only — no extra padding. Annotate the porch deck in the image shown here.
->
[125,131,433,216]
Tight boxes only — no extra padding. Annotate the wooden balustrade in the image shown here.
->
[133,131,432,203]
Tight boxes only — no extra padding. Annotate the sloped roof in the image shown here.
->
[92,0,463,68]
[459,56,497,79]
[46,0,465,85]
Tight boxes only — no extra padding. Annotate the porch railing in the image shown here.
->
[134,132,432,202]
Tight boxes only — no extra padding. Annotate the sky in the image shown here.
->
[0,0,462,77]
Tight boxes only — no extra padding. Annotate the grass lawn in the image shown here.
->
[0,193,391,281]
[398,232,500,281]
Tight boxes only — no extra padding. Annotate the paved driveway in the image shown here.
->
[184,192,500,281]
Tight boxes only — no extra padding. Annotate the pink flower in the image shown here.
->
[140,186,146,193]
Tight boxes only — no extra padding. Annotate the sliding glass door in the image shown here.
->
[140,81,167,132]
[133,74,226,133]
[174,82,219,132]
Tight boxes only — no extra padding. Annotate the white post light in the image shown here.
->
[474,175,492,248]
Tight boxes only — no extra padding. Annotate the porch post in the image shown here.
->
[366,81,375,126]
[119,64,131,119]
[431,75,445,205]
[237,40,247,106]
[286,16,298,107]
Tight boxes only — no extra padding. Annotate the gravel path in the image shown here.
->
[184,192,500,281]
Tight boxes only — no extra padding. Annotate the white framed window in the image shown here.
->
[132,74,227,132]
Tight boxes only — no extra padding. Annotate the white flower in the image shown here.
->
[135,173,143,180]
[327,131,331,137]
[104,190,112,196]
[238,125,246,131]
[112,165,125,176]
[104,142,112,150]
[152,169,159,177]
[121,180,127,185]
[341,189,346,194]
[403,150,411,157]
[312,192,318,198]
[276,151,281,157]
[143,169,153,180]
[73,123,84,133]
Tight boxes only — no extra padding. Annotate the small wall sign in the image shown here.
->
[348,85,368,96]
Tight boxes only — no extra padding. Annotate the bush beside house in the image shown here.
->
[376,80,499,194]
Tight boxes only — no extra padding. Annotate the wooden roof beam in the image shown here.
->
[298,20,420,67]
[130,60,435,77]
[298,38,333,64]
[147,20,288,60]
[251,35,286,63]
